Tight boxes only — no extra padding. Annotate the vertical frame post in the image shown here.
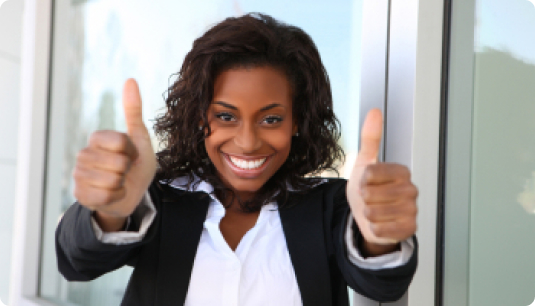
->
[359,0,446,305]
[9,0,54,305]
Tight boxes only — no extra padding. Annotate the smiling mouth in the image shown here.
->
[227,155,268,170]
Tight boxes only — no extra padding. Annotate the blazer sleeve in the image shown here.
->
[55,181,162,281]
[327,179,418,302]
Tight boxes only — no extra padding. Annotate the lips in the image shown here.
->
[223,153,271,178]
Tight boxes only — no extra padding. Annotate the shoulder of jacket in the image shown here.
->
[151,180,202,203]
[311,177,347,189]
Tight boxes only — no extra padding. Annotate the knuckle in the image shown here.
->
[76,148,92,163]
[98,191,115,204]
[108,173,124,188]
[400,165,411,177]
[115,133,130,149]
[100,153,121,171]
[363,205,374,220]
[115,155,131,172]
[385,204,398,216]
[362,165,376,181]
[371,223,387,238]
[388,186,399,198]
[403,217,416,229]
[412,185,419,198]
[72,167,84,181]
[360,186,371,201]
[89,131,104,146]
[399,183,417,198]
[409,202,418,216]
[368,206,383,222]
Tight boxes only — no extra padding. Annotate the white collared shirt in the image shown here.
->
[91,177,414,305]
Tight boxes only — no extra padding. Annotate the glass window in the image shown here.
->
[0,0,24,304]
[469,0,535,304]
[40,0,365,304]
[444,0,535,305]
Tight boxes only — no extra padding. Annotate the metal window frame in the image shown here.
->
[9,0,55,305]
[440,0,477,305]
[358,0,447,305]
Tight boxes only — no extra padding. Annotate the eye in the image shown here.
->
[215,112,236,122]
[262,115,283,125]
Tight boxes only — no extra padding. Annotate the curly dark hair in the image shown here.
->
[154,13,344,211]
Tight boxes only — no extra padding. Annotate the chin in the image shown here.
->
[229,180,265,194]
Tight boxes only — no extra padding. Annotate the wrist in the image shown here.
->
[359,239,400,258]
[93,211,128,232]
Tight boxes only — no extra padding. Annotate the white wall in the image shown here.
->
[0,0,24,303]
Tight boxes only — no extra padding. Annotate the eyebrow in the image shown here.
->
[213,101,284,112]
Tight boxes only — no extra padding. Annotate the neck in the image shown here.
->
[216,189,258,213]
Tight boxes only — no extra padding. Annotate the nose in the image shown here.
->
[233,122,262,153]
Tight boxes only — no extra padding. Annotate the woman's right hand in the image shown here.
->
[73,79,157,231]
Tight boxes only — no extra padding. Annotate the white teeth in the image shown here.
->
[229,156,267,170]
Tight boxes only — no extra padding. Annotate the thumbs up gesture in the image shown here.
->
[73,79,157,231]
[346,109,418,256]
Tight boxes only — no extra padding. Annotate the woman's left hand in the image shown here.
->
[346,109,418,256]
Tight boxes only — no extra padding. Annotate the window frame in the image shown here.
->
[9,0,54,305]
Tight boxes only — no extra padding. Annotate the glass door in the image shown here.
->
[443,0,535,305]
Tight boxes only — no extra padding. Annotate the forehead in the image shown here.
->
[212,66,292,108]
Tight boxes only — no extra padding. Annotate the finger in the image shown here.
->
[363,201,418,222]
[73,166,125,190]
[355,108,383,165]
[77,147,133,174]
[123,78,148,136]
[88,131,139,160]
[361,163,411,185]
[74,183,126,207]
[369,218,417,241]
[360,182,418,203]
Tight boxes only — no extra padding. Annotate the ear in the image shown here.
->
[292,121,298,135]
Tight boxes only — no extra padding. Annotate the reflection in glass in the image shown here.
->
[518,171,535,214]
[40,0,364,305]
[467,0,535,305]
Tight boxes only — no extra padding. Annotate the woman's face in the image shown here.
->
[205,66,297,201]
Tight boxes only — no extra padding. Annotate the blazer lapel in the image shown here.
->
[279,189,333,306]
[155,191,210,306]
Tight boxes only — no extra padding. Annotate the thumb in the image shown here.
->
[122,78,148,136]
[349,108,396,245]
[355,108,383,165]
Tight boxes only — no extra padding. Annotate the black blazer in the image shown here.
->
[56,178,417,306]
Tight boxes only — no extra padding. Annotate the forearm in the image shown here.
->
[330,183,416,301]
[338,224,418,302]
[56,203,135,280]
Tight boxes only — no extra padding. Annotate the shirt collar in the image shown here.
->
[164,175,214,194]
[162,175,327,200]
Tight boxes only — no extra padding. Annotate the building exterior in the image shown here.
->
[1,0,534,305]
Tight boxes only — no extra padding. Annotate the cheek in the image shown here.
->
[204,127,227,150]
[264,129,293,152]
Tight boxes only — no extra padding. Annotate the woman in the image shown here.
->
[56,13,418,306]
